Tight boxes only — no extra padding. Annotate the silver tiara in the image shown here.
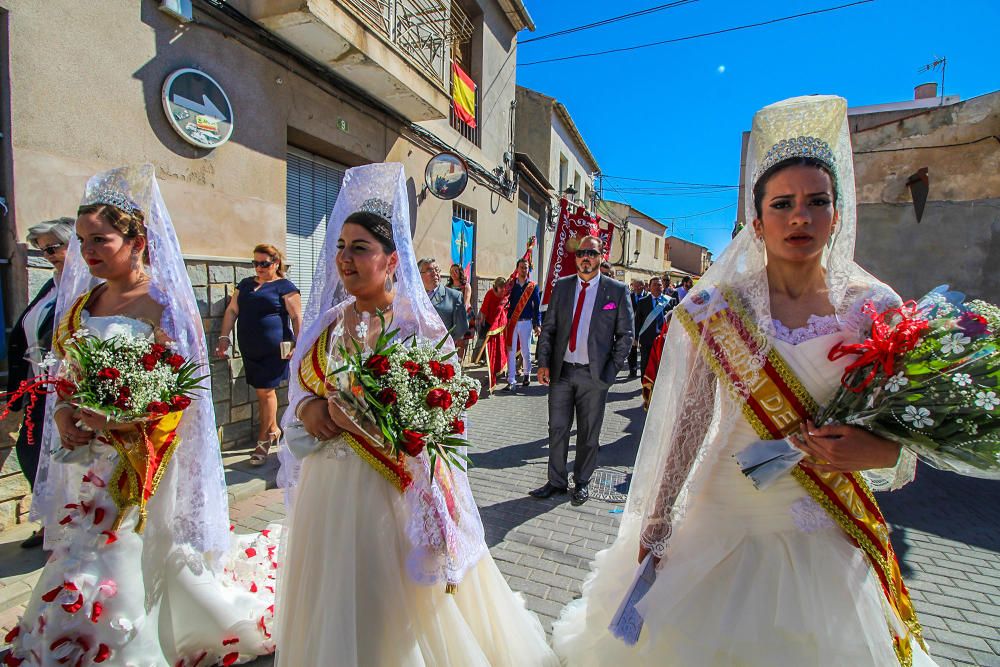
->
[753,136,837,187]
[360,197,393,223]
[85,188,140,214]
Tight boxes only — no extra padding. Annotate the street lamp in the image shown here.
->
[563,185,578,203]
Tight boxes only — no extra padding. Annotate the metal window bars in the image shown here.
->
[340,0,473,87]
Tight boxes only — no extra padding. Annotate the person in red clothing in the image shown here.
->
[475,276,508,394]
[641,314,671,410]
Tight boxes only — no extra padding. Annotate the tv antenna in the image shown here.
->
[917,56,947,105]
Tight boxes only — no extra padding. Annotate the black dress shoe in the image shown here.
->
[529,482,568,499]
[570,484,590,506]
[20,530,44,549]
[504,383,517,392]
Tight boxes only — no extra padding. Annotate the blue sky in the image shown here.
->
[515,0,1000,257]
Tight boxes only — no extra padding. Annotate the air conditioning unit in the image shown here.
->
[159,0,193,23]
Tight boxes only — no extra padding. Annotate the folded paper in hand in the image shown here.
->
[608,553,657,645]
[734,437,805,490]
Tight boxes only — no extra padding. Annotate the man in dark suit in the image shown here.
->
[627,279,647,378]
[531,235,634,506]
[633,276,676,379]
[419,257,468,344]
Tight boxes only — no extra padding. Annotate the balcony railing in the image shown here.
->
[341,0,472,88]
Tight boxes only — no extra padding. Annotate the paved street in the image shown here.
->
[2,372,999,666]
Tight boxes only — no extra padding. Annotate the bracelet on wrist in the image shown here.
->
[219,335,231,342]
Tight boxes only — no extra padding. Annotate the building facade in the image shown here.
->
[664,236,711,279]
[599,200,668,283]
[0,0,533,528]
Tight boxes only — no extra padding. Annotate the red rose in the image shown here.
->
[376,387,398,405]
[96,367,120,382]
[425,388,453,410]
[166,354,185,371]
[140,353,159,371]
[451,418,465,435]
[429,360,456,381]
[958,312,990,338]
[113,386,131,409]
[146,401,170,417]
[402,360,421,377]
[465,389,479,409]
[170,394,192,411]
[400,429,426,457]
[150,343,167,357]
[55,378,77,400]
[363,354,391,377]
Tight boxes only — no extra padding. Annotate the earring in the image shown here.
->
[384,274,393,292]
[754,234,764,246]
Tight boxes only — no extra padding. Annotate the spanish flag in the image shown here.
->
[452,62,477,128]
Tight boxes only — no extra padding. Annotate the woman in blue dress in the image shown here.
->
[216,243,302,465]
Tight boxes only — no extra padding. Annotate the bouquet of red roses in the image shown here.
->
[329,317,481,477]
[53,331,205,423]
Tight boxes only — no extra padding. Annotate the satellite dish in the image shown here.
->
[424,152,469,200]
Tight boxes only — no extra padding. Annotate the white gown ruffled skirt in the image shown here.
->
[275,434,559,667]
[6,315,277,667]
[552,334,938,667]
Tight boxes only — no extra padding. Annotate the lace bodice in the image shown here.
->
[772,314,841,345]
[81,311,154,340]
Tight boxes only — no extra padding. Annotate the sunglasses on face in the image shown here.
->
[575,248,600,258]
[40,243,65,256]
[251,259,275,268]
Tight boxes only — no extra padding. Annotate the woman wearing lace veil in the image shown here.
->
[551,96,938,666]
[7,165,277,666]
[274,162,557,666]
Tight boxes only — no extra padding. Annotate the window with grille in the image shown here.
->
[654,238,660,259]
[452,201,478,304]
[449,3,480,147]
[285,147,347,308]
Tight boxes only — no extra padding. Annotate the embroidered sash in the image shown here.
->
[298,326,413,492]
[53,289,95,358]
[675,288,925,667]
[504,281,536,347]
[107,411,183,534]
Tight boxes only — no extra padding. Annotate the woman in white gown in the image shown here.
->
[274,162,557,667]
[5,165,276,666]
[551,96,938,666]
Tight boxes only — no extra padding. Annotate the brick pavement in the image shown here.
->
[3,372,999,666]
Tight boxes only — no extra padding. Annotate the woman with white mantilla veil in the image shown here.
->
[274,162,557,667]
[7,165,278,666]
[551,96,939,666]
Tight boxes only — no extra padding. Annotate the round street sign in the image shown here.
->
[161,68,234,149]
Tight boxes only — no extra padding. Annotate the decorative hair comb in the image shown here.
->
[85,188,141,215]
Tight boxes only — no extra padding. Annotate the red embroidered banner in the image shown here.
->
[541,198,612,307]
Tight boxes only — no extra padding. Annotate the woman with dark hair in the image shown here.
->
[216,243,302,465]
[447,262,474,361]
[5,217,74,548]
[553,97,936,666]
[275,163,557,667]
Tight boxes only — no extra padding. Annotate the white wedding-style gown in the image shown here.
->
[552,315,938,666]
[6,314,277,667]
[275,320,558,667]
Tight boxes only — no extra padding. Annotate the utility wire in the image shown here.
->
[604,175,740,188]
[519,0,875,66]
[649,202,737,219]
[520,0,697,44]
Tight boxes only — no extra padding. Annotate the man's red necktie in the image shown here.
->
[569,280,590,353]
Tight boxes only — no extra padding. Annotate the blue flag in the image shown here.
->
[451,217,474,274]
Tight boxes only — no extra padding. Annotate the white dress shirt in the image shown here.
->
[23,286,57,378]
[564,274,601,366]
